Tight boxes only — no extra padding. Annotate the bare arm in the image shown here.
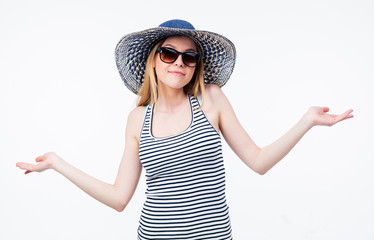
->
[205,84,353,175]
[16,107,144,212]
[250,106,353,174]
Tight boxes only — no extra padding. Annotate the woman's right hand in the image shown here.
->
[16,152,62,174]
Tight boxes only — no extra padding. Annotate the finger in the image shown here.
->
[335,110,354,122]
[342,114,354,120]
[36,155,44,162]
[342,109,354,118]
[16,162,35,171]
[322,107,330,113]
[335,116,353,124]
[341,109,354,116]
[16,162,25,169]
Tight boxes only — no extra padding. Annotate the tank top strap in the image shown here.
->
[189,94,204,123]
[140,104,153,137]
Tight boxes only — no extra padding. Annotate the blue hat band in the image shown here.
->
[158,19,195,30]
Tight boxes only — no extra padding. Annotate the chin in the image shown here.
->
[160,80,190,90]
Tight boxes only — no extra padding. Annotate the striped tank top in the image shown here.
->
[138,95,232,240]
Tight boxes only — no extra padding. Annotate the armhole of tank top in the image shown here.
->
[196,92,221,137]
[139,105,149,140]
[143,105,147,118]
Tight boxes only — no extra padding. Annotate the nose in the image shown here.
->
[174,54,185,67]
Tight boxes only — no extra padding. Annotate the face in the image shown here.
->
[154,36,198,92]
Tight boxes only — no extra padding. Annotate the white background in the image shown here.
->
[1,0,373,239]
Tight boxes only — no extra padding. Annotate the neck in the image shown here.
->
[156,86,187,112]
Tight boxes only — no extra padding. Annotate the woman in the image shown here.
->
[16,19,353,239]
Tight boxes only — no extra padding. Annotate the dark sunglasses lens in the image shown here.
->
[160,48,178,63]
[159,47,200,67]
[182,52,199,67]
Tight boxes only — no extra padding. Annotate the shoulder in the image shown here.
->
[204,84,230,109]
[205,83,223,98]
[128,106,145,122]
[126,106,146,141]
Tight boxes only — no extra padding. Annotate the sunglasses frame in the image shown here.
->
[157,47,201,67]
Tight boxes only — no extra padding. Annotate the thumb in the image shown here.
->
[321,107,330,113]
[35,155,44,162]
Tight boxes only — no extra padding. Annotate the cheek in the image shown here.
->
[187,69,196,81]
[153,55,159,71]
[154,59,164,77]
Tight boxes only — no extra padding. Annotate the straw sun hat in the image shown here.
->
[115,19,236,94]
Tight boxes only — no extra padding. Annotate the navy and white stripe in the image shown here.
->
[137,95,232,240]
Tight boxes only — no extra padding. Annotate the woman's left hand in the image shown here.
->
[303,106,354,128]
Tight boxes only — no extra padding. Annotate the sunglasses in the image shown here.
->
[157,47,201,67]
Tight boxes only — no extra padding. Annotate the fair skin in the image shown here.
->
[16,36,354,212]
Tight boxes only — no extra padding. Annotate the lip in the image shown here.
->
[168,71,185,76]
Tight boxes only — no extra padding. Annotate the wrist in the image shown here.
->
[300,113,315,131]
[49,153,66,172]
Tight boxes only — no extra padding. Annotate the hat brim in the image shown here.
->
[115,27,236,94]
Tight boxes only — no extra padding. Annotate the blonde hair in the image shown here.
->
[137,38,205,108]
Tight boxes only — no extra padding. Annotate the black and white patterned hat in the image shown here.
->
[115,19,236,94]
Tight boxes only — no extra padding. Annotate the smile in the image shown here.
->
[168,71,185,76]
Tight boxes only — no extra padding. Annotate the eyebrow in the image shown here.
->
[163,44,197,52]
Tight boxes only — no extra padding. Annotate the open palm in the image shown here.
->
[305,106,354,127]
[16,152,60,174]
